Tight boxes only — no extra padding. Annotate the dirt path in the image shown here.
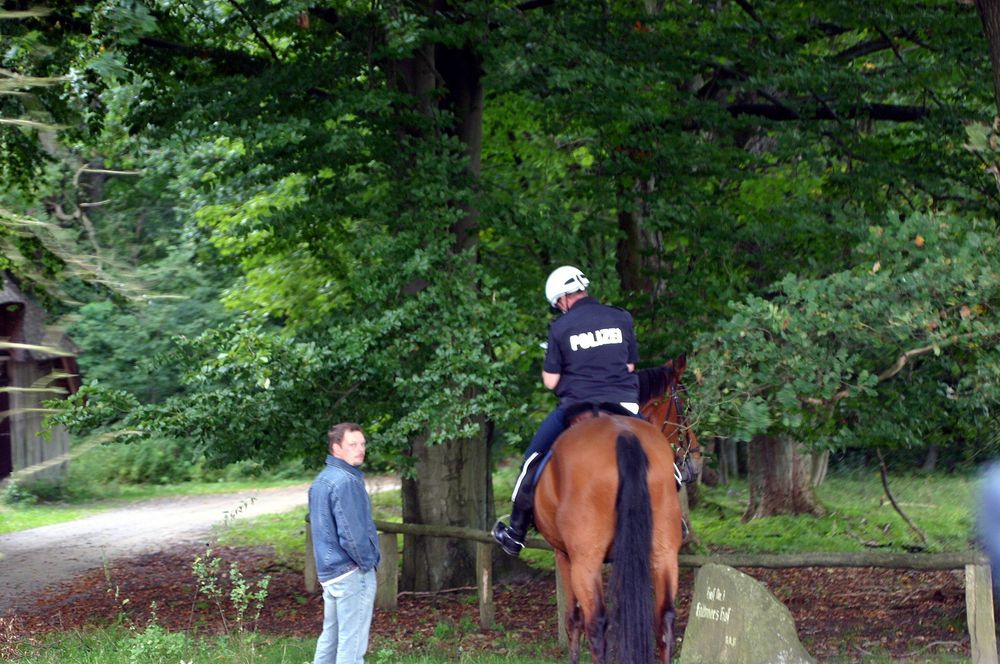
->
[0,477,398,614]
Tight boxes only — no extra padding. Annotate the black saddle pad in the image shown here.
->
[562,401,636,426]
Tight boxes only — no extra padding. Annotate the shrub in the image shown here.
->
[0,480,37,506]
[73,436,199,485]
[125,623,192,664]
[1,478,70,505]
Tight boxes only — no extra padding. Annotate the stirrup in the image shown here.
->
[492,522,525,558]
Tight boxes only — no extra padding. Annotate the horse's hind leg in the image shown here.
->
[585,600,608,664]
[652,561,679,663]
[569,556,608,664]
[555,551,584,664]
[658,599,676,663]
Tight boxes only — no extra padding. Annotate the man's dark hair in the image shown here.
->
[328,422,363,453]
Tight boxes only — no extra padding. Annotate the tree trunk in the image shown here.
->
[809,449,830,487]
[615,176,662,300]
[718,438,739,484]
[743,435,822,521]
[685,473,701,509]
[977,0,1000,113]
[401,420,493,591]
[678,484,700,553]
[921,444,939,472]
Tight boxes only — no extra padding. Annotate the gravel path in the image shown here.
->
[0,477,397,614]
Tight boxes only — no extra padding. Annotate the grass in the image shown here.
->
[691,471,977,554]
[3,624,565,664]
[214,509,310,565]
[817,651,968,664]
[6,626,968,663]
[212,484,404,566]
[209,463,980,568]
[4,447,980,560]
[3,626,317,664]
[0,504,104,535]
[497,454,979,556]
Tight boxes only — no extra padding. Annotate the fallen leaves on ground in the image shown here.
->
[1,545,969,661]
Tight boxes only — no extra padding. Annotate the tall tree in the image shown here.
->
[381,2,492,590]
[14,1,1000,541]
[12,0,531,590]
[977,0,1000,112]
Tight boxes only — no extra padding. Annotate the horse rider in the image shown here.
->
[492,265,640,557]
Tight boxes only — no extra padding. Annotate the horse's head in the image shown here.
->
[638,354,701,475]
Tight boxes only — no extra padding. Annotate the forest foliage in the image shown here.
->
[2,0,999,475]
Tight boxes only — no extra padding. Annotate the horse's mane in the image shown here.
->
[637,365,675,405]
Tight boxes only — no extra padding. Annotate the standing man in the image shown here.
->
[493,265,639,557]
[309,422,381,664]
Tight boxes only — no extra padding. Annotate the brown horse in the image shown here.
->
[532,356,698,664]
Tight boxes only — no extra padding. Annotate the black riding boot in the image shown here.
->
[492,453,544,557]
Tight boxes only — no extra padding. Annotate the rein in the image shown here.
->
[644,383,699,463]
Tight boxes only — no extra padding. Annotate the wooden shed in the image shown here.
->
[0,273,81,482]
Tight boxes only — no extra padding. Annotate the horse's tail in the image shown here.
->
[610,430,654,664]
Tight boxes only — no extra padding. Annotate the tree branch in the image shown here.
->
[733,0,765,30]
[515,0,554,10]
[728,102,929,122]
[877,449,929,549]
[874,25,947,112]
[804,332,997,406]
[833,35,892,63]
[137,36,268,76]
[227,0,280,62]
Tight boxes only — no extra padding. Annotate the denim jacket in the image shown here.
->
[308,455,381,583]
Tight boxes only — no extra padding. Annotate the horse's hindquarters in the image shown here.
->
[532,416,684,663]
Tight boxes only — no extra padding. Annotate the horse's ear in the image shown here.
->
[675,353,687,375]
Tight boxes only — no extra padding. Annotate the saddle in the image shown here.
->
[563,401,638,427]
[562,401,698,491]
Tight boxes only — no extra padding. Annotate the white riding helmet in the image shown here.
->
[545,265,590,308]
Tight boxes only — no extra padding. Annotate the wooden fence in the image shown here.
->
[304,518,998,662]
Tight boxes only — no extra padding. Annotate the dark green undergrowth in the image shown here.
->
[3,434,312,505]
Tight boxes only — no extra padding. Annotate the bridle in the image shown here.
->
[642,379,701,486]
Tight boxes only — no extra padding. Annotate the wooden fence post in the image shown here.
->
[304,512,318,594]
[376,532,399,611]
[965,563,999,664]
[476,541,495,628]
[555,569,567,646]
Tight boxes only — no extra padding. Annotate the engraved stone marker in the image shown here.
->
[679,563,815,664]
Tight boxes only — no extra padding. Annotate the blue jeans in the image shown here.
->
[524,404,568,459]
[314,568,377,664]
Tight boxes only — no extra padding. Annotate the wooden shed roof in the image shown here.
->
[0,273,77,360]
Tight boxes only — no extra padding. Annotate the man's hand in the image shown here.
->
[542,370,560,390]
